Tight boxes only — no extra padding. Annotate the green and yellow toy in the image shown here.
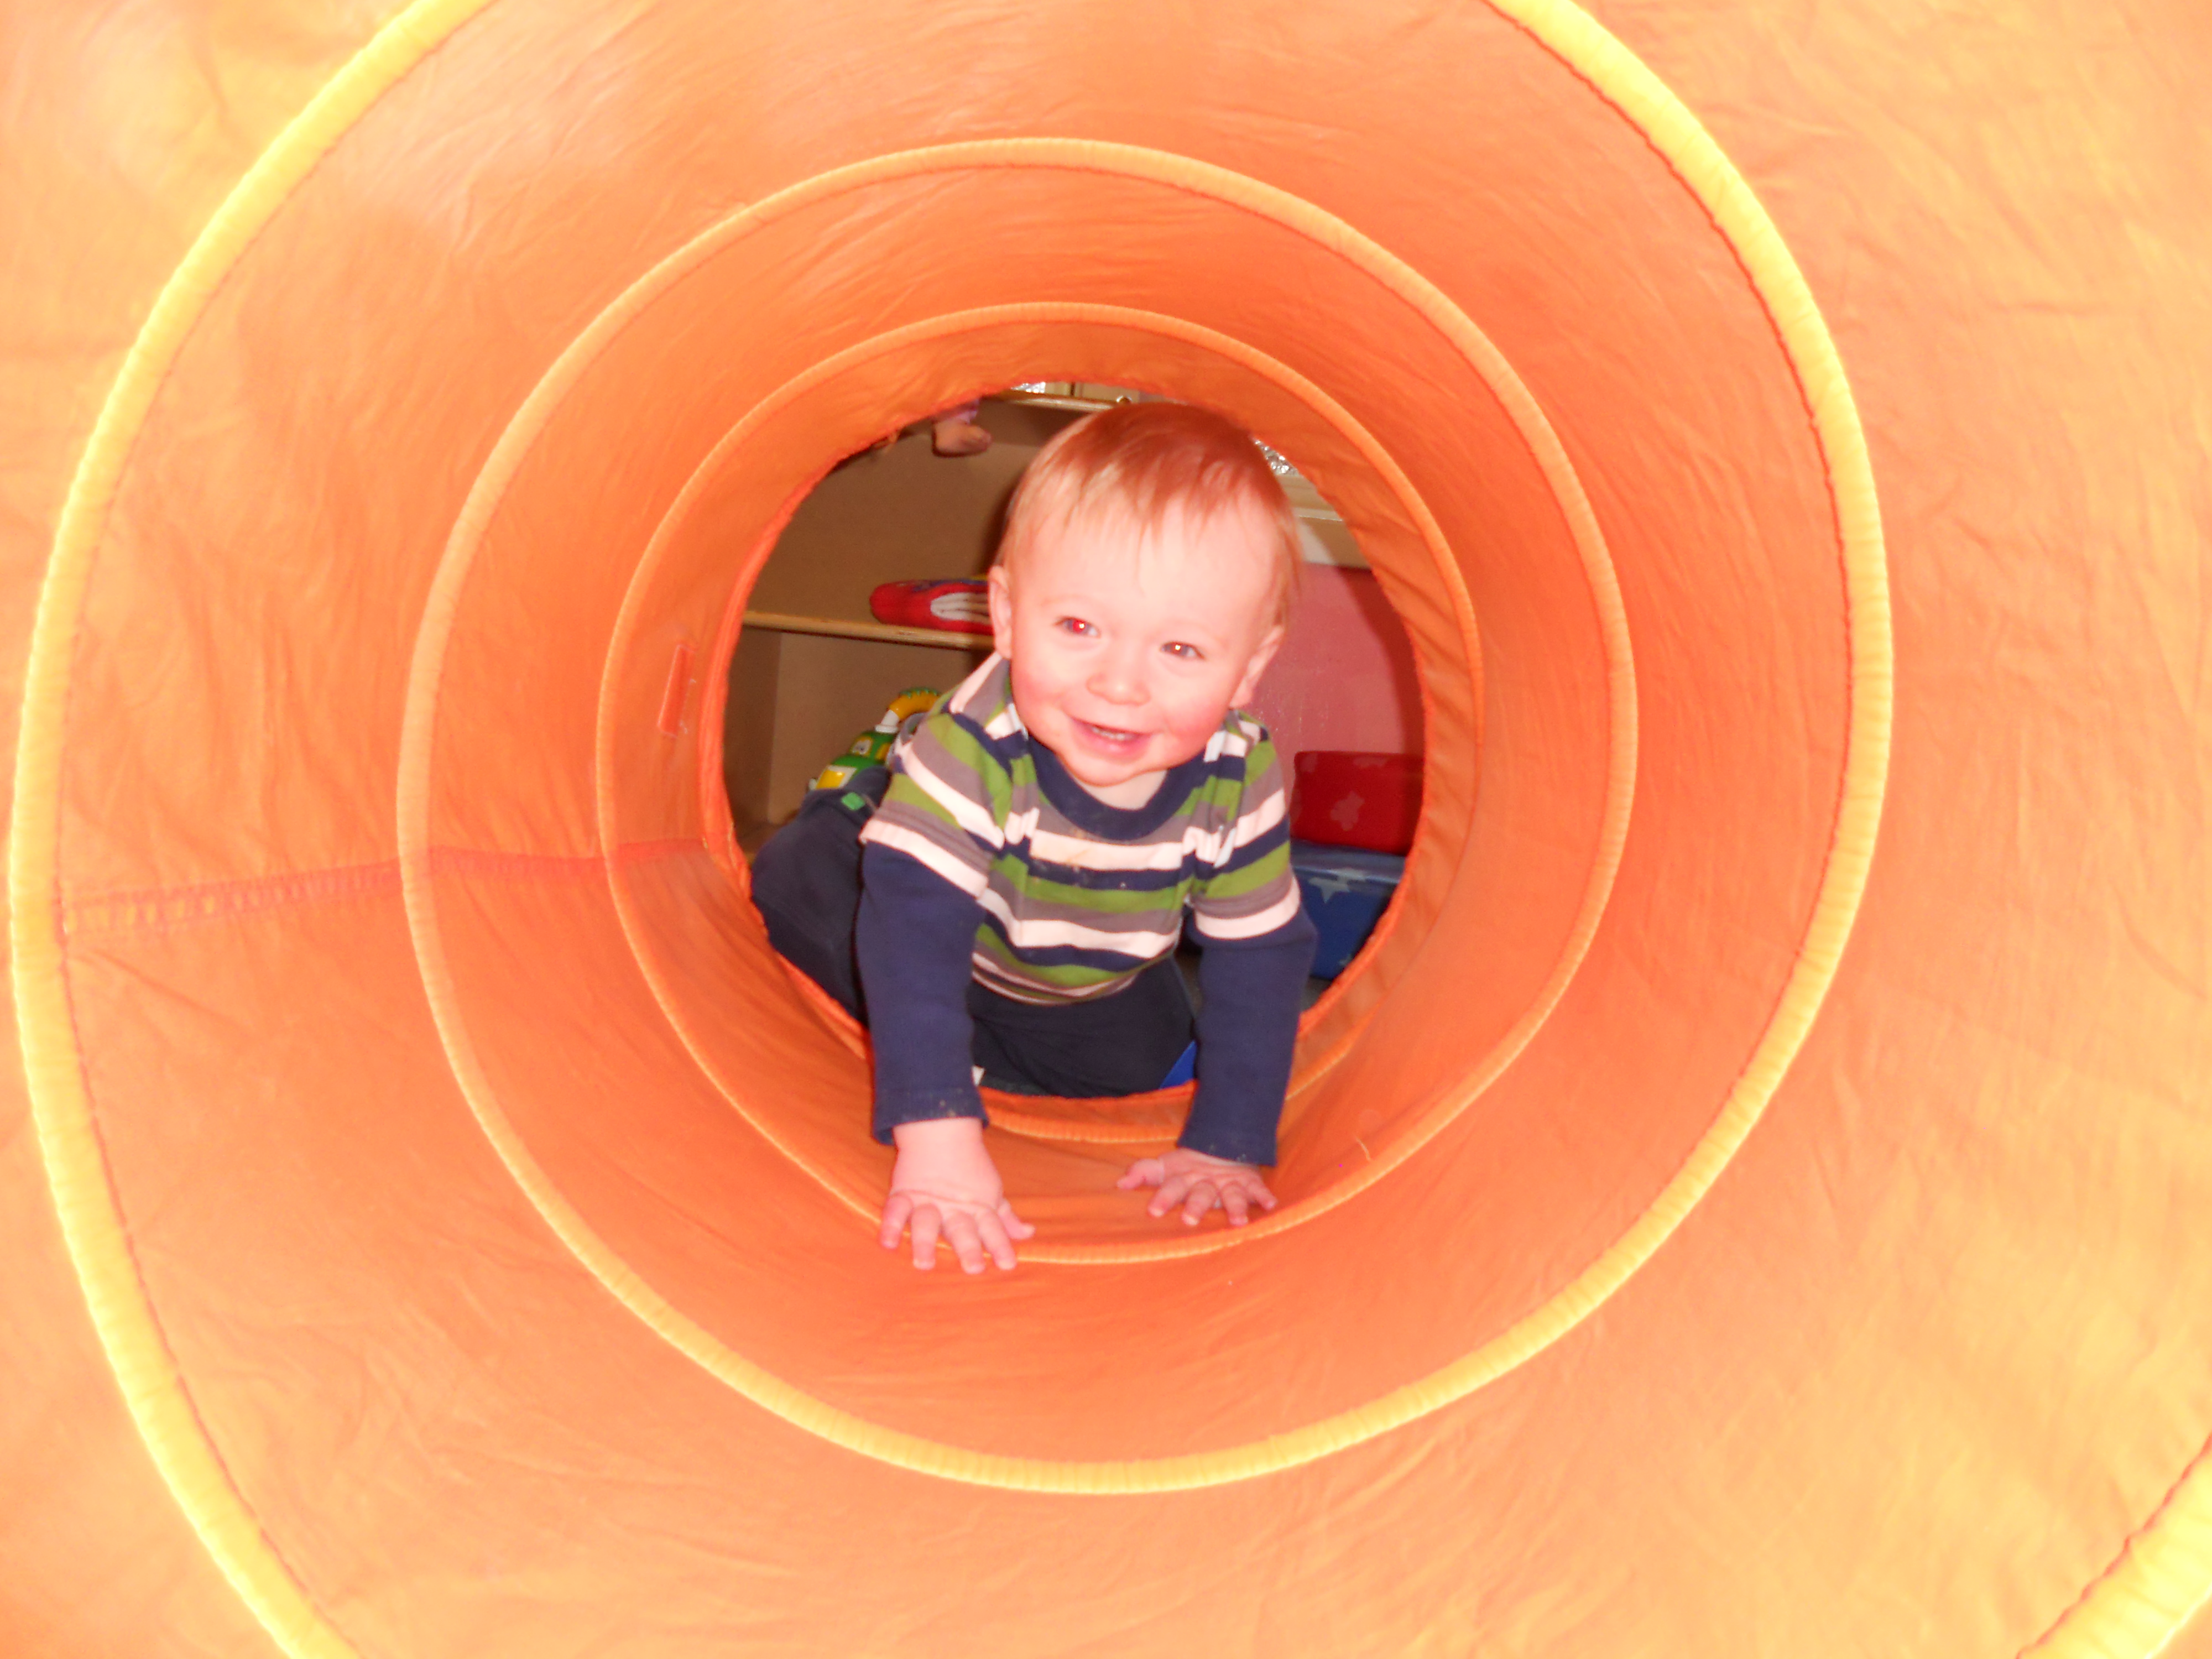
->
[811,686,940,791]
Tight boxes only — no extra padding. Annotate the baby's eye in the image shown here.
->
[1162,641,1204,662]
[1056,617,1097,638]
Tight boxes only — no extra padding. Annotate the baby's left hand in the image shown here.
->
[1117,1148,1278,1228]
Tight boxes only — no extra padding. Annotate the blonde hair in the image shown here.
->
[997,401,1303,623]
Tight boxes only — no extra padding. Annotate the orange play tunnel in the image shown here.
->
[4,2,2207,1655]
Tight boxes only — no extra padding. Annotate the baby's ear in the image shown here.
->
[987,564,1016,658]
[1232,620,1288,706]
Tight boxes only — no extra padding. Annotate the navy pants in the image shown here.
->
[749,773,1195,1098]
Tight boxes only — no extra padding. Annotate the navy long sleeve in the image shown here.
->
[1181,907,1318,1166]
[855,842,988,1143]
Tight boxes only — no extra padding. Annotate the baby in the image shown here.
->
[753,401,1316,1272]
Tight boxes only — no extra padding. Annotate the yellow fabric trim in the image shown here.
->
[6,2,499,1654]
[2021,1443,2212,1655]
[17,0,1905,1523]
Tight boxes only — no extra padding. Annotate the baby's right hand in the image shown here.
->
[881,1118,1034,1273]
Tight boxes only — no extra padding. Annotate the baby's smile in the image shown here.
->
[1073,716,1147,750]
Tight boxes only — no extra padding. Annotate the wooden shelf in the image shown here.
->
[1280,474,1342,525]
[998,392,1120,413]
[743,611,994,652]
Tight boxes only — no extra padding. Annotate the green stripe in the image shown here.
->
[924,719,1014,822]
[1000,750,1032,822]
[1198,845,1291,902]
[973,931,1134,992]
[881,776,964,836]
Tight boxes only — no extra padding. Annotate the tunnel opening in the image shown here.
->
[718,382,1430,1100]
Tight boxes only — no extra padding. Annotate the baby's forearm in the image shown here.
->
[855,843,988,1143]
[1183,912,1319,1165]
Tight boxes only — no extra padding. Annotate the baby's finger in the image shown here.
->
[942,1211,989,1275]
[909,1203,942,1271]
[998,1199,1037,1240]
[879,1192,915,1250]
[1248,1180,1280,1212]
[1181,1181,1218,1227]
[1223,1186,1250,1227]
[1115,1159,1165,1192]
[1147,1173,1191,1217]
[976,1209,1019,1271]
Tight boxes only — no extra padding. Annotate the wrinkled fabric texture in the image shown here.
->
[2,3,2208,1658]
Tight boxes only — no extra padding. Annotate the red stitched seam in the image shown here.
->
[62,839,699,937]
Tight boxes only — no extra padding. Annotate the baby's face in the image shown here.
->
[989,498,1286,808]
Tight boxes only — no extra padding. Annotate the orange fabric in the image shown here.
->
[2,1,2206,1655]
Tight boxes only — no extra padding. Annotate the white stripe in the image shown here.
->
[974,885,1182,957]
[1202,726,1253,764]
[1026,824,1187,871]
[1020,785,1284,872]
[1173,790,1285,868]
[899,747,1004,849]
[1003,804,1040,848]
[1225,785,1286,854]
[859,820,990,896]
[1191,883,1302,941]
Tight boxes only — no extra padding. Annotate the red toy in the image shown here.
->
[1290,750,1423,854]
[869,578,992,635]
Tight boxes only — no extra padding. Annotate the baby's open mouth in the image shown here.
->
[1077,718,1144,746]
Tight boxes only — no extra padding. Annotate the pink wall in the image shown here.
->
[1246,566,1422,776]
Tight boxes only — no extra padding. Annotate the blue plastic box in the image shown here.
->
[1291,841,1406,980]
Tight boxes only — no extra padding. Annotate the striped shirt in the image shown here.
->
[858,654,1302,1005]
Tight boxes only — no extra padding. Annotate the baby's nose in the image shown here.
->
[1087,652,1150,703]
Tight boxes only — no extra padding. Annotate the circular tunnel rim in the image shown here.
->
[390,122,1876,1507]
[18,0,1874,1525]
[597,299,1518,1254]
[398,140,1640,1317]
[14,2,2093,1656]
[399,142,1622,1432]
[39,0,1867,1495]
